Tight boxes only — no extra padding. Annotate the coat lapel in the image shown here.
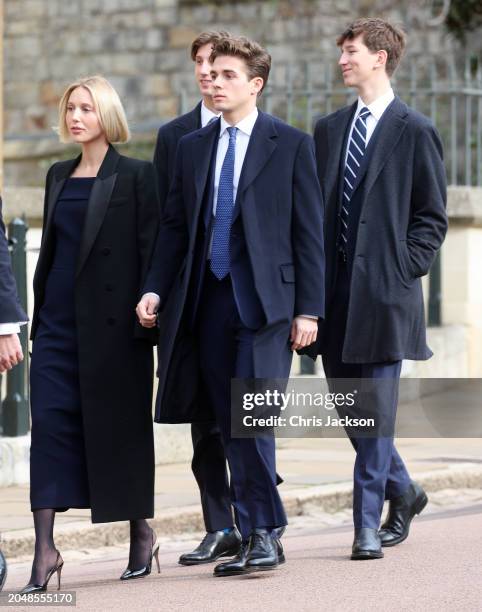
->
[232,111,277,220]
[191,119,219,209]
[237,111,277,196]
[76,145,120,276]
[43,157,80,242]
[361,97,408,197]
[327,103,357,203]
[175,101,202,141]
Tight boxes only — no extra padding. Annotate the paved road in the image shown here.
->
[3,503,482,612]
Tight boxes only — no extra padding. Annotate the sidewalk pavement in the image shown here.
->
[2,435,482,558]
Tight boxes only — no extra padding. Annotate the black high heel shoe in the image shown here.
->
[120,533,160,580]
[20,551,64,594]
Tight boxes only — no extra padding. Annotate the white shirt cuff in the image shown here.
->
[144,292,160,301]
[0,322,27,335]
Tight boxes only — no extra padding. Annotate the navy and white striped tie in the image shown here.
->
[340,106,370,248]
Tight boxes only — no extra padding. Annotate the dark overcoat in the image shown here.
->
[310,96,448,363]
[31,146,159,523]
[144,111,325,423]
[153,102,201,211]
[0,197,28,323]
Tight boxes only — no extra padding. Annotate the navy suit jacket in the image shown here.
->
[0,197,27,324]
[144,110,325,423]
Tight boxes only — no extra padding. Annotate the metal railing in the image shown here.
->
[180,54,482,187]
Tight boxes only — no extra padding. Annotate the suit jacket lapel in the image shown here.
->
[76,145,120,276]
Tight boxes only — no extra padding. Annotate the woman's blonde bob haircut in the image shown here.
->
[58,75,130,144]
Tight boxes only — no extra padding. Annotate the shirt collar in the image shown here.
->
[356,87,395,122]
[200,100,221,128]
[219,107,259,138]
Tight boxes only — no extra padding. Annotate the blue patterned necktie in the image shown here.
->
[210,126,237,280]
[340,106,370,248]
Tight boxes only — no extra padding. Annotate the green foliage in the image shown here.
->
[445,0,482,41]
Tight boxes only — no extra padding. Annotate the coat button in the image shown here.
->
[107,317,116,326]
[360,219,366,224]
[105,283,114,292]
[102,247,111,256]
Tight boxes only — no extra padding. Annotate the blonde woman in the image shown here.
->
[22,76,160,593]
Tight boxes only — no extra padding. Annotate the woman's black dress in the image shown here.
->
[30,177,94,511]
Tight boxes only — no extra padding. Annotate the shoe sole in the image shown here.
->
[214,569,249,577]
[214,560,283,576]
[350,551,384,560]
[246,564,279,572]
[178,548,241,566]
[380,493,428,548]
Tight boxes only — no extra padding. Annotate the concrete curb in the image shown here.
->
[3,463,482,558]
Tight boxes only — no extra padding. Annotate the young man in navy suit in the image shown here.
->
[138,35,325,576]
[152,30,243,568]
[312,18,447,559]
[0,196,28,590]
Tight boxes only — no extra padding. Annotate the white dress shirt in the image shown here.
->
[344,87,395,165]
[212,107,258,215]
[200,101,221,128]
[0,322,26,335]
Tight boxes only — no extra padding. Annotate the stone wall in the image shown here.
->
[3,0,463,186]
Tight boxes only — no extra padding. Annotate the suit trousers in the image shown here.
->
[322,260,412,529]
[190,420,232,532]
[197,269,287,539]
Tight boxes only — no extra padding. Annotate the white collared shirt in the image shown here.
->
[0,322,27,335]
[212,107,258,215]
[344,87,395,165]
[200,101,221,128]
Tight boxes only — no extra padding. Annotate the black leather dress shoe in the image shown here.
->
[246,528,279,571]
[351,528,384,560]
[379,481,428,547]
[179,528,242,566]
[214,542,250,577]
[0,548,7,591]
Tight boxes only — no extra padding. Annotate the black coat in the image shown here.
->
[0,197,27,323]
[31,146,160,523]
[144,111,325,423]
[311,96,448,363]
[153,102,201,212]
